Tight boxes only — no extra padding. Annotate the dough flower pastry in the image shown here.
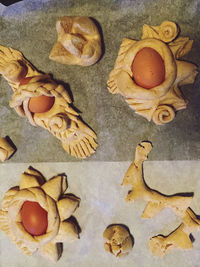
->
[49,16,102,66]
[121,141,193,218]
[0,137,16,162]
[0,166,80,262]
[0,45,98,158]
[103,225,133,257]
[107,21,198,125]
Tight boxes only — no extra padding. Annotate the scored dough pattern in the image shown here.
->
[0,45,98,158]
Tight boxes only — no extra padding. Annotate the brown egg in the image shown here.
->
[28,95,55,113]
[19,77,55,113]
[131,47,165,89]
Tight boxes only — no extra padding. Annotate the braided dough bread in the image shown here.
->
[0,137,16,162]
[0,45,98,158]
[107,21,198,125]
[0,166,80,262]
[49,16,102,66]
[103,225,133,257]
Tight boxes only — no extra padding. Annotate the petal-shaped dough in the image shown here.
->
[20,173,41,189]
[53,220,79,243]
[41,175,67,201]
[57,195,80,221]
[39,241,61,262]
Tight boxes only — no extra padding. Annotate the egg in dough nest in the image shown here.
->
[0,167,80,262]
[107,21,199,125]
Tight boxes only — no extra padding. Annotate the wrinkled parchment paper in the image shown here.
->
[1,161,200,267]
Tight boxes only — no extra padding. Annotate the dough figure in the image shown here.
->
[0,45,98,158]
[122,141,200,257]
[121,142,193,218]
[103,225,133,257]
[0,166,80,262]
[49,16,102,66]
[149,207,200,257]
[107,21,198,125]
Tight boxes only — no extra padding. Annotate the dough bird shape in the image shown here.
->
[49,16,102,66]
[0,45,98,158]
[122,141,200,257]
[121,142,193,218]
[107,21,198,125]
[0,166,80,262]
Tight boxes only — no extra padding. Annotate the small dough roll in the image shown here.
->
[0,137,15,162]
[103,225,133,257]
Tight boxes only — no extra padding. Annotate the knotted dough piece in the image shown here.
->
[107,21,198,125]
[0,137,16,162]
[121,142,193,218]
[49,16,102,66]
[103,225,133,257]
[0,45,98,158]
[0,166,80,262]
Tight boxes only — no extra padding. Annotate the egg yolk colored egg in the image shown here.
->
[19,76,55,113]
[21,201,48,236]
[131,47,165,89]
[28,95,55,113]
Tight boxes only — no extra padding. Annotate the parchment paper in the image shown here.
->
[0,0,200,162]
[1,161,200,267]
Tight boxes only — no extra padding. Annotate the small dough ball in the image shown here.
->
[103,225,133,257]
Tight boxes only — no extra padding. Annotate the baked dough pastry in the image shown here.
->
[149,207,200,257]
[0,137,16,162]
[0,45,98,158]
[103,225,133,257]
[121,141,193,218]
[49,16,102,66]
[107,21,198,125]
[0,166,80,262]
[122,141,200,257]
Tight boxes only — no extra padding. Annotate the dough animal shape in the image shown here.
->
[121,142,193,218]
[0,166,80,262]
[0,45,98,158]
[49,16,102,66]
[122,141,200,257]
[107,21,198,125]
[149,207,200,257]
[103,225,133,257]
[0,137,16,162]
